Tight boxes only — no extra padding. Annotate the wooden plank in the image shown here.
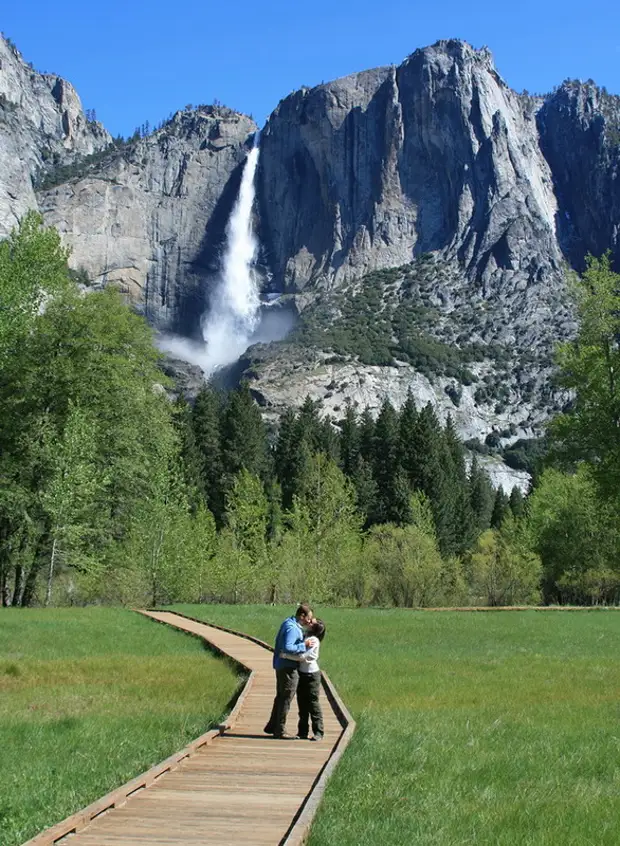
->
[22,610,355,846]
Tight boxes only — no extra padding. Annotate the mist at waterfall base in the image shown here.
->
[158,144,293,377]
[158,301,295,374]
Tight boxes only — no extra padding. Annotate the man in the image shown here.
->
[264,603,313,739]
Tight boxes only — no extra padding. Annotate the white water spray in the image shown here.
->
[200,143,260,374]
[158,140,292,375]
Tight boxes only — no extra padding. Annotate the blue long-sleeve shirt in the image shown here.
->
[273,616,306,669]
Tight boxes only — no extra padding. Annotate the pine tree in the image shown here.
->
[469,455,495,537]
[339,402,360,478]
[192,387,225,524]
[406,403,443,495]
[401,403,458,552]
[317,415,340,463]
[220,383,269,484]
[275,407,311,510]
[358,408,375,463]
[398,389,418,481]
[298,395,323,452]
[509,486,525,519]
[372,398,407,524]
[444,415,476,553]
[174,398,206,512]
[491,487,510,528]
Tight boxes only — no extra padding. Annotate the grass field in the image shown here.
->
[0,608,242,846]
[172,604,620,846]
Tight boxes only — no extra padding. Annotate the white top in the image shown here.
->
[281,635,320,674]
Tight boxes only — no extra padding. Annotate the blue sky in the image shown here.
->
[3,0,619,138]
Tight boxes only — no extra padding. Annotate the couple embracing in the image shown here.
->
[263,604,326,741]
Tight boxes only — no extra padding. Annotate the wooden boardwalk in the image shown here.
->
[24,610,354,846]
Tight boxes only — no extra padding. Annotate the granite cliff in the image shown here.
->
[243,40,619,459]
[2,34,620,463]
[0,33,257,330]
[39,107,257,330]
[0,35,110,236]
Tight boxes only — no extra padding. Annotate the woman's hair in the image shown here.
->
[310,619,326,641]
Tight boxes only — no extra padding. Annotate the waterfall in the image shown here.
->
[158,138,293,377]
[200,143,260,375]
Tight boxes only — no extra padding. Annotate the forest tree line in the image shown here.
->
[1,215,619,608]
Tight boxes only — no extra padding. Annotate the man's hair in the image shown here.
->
[310,619,326,641]
[295,603,312,619]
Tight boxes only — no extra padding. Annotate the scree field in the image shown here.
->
[0,608,242,846]
[172,604,620,846]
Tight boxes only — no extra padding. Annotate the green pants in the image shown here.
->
[297,671,323,738]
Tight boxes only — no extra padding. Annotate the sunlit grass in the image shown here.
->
[0,608,242,846]
[172,604,620,846]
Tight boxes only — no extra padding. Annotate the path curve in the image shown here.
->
[23,610,355,846]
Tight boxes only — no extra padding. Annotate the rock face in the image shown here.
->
[537,81,620,269]
[2,34,620,457]
[259,41,565,294]
[0,35,110,235]
[257,40,619,345]
[241,342,532,491]
[40,108,257,330]
[242,40,619,453]
[0,34,257,332]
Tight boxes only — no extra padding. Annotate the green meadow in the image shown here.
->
[173,605,620,846]
[0,608,242,846]
[4,606,620,846]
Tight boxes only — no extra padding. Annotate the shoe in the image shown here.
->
[310,733,324,742]
[296,734,309,740]
[263,724,275,735]
[274,732,296,740]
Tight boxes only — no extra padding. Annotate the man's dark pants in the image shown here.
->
[296,671,324,738]
[264,666,298,736]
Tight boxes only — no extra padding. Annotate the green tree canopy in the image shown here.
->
[550,253,620,500]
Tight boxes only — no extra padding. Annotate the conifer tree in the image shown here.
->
[275,407,311,510]
[220,383,269,484]
[401,403,457,552]
[298,395,323,452]
[407,403,443,495]
[443,415,476,553]
[358,408,375,463]
[469,455,495,536]
[372,398,407,524]
[398,389,418,479]
[318,415,340,463]
[509,486,525,519]
[491,487,510,528]
[352,457,377,524]
[192,387,225,524]
[339,402,360,478]
[174,397,207,512]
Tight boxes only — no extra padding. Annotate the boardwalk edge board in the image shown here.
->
[21,726,222,846]
[20,609,355,846]
[160,610,357,845]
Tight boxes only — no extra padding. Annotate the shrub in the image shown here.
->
[467,522,542,606]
